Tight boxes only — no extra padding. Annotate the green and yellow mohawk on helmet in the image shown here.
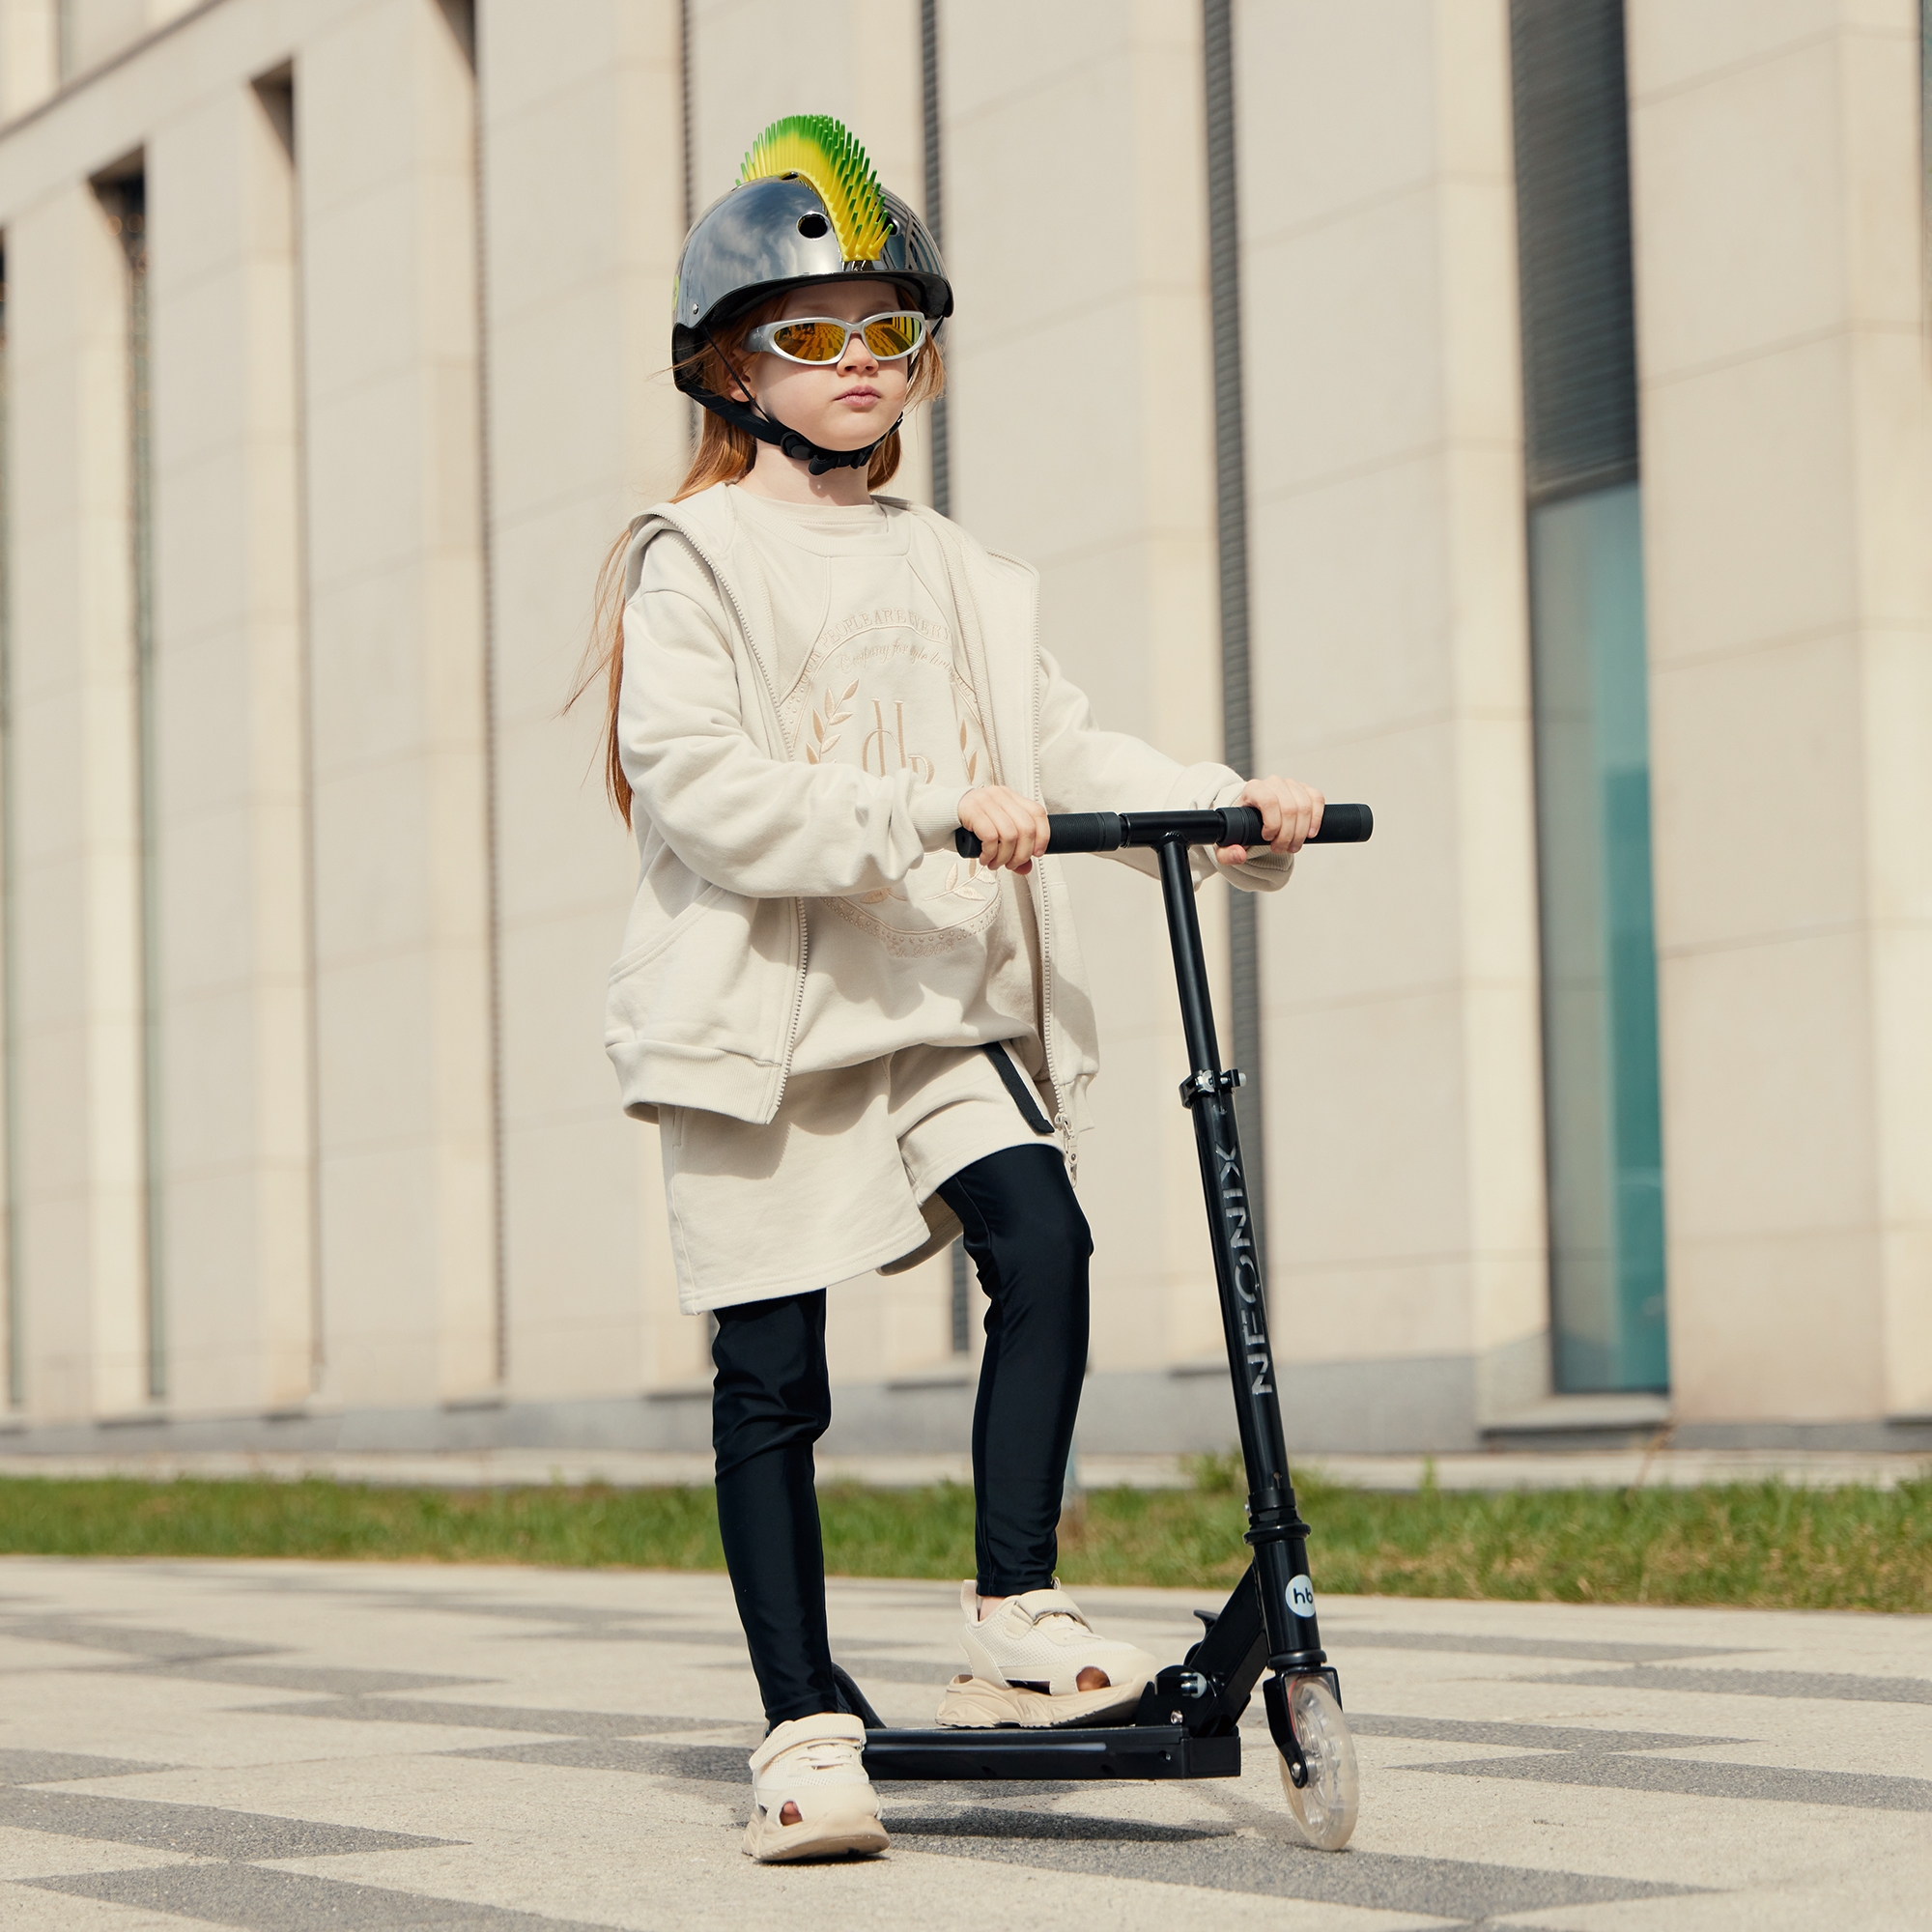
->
[738,114,892,265]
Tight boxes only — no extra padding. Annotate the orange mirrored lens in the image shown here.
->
[862,315,923,357]
[769,320,849,362]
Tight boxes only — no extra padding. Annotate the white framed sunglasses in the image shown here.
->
[744,311,929,365]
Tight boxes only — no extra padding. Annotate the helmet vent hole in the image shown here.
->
[797,212,829,240]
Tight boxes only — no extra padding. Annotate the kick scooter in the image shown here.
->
[829,801,1374,1852]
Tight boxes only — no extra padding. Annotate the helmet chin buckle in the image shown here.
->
[692,378,898,480]
[779,428,864,477]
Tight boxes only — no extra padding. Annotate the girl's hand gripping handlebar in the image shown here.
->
[953,803,1374,860]
[954,783,1053,874]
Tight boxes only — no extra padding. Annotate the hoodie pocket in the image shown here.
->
[606,885,782,1063]
[609,882,730,981]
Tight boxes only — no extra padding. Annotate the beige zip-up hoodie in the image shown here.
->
[605,483,1291,1132]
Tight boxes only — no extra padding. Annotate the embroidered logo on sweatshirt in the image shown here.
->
[781,608,1002,952]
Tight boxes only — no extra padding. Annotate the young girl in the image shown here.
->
[588,116,1322,1862]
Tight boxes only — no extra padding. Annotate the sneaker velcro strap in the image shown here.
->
[1014,1588,1089,1628]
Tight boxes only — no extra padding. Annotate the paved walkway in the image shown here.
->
[1,1445,1925,1491]
[0,1557,1925,1929]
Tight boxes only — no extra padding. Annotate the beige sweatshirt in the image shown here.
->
[682,488,1042,1077]
[606,482,1293,1132]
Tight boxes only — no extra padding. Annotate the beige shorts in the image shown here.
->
[658,1041,1057,1314]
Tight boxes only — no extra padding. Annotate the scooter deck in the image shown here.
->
[862,1724,1240,1781]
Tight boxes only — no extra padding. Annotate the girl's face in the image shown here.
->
[741,279,915,452]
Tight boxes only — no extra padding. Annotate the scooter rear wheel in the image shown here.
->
[1276,1674,1359,1850]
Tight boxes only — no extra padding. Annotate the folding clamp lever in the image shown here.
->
[1179,1067,1246,1109]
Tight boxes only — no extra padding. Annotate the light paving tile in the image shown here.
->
[0,1880,209,1930]
[0,1826,196,1883]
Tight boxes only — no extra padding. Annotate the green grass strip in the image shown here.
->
[0,1472,1926,1612]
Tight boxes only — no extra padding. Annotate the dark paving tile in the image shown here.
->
[448,1739,753,1783]
[1536,1663,1932,1704]
[25,1865,619,1929]
[123,1662,491,1694]
[180,1567,338,1591]
[1335,1629,1752,1663]
[881,1779,1084,1803]
[1344,1716,1743,1754]
[401,1602,676,1627]
[1412,1751,1932,1811]
[892,1819,1700,1915]
[8,1617,497,1694]
[0,1616,276,1665]
[0,1787,455,1858]
[828,1657,952,1688]
[0,1749,170,1784]
[824,1585,963,1612]
[502,1626,724,1645]
[244,1695,737,1738]
[893,1805,1222,1844]
[338,1595,687,1634]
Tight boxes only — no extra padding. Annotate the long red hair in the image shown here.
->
[574,295,946,827]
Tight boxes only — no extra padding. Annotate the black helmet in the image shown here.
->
[671,115,952,474]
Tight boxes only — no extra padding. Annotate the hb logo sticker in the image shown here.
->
[1287,1575,1316,1617]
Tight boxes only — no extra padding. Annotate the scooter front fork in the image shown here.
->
[1263,1661,1346,1787]
[1249,1511,1335,1787]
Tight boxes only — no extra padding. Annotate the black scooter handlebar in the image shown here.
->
[952,802,1373,860]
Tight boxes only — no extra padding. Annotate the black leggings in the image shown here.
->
[711,1143,1091,1727]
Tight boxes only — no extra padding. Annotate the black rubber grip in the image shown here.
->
[1309,803,1373,843]
[1219,807,1265,848]
[953,803,1372,860]
[1032,811,1123,854]
[954,812,1119,860]
[1188,804,1377,848]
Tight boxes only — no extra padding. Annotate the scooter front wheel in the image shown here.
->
[1276,1674,1359,1850]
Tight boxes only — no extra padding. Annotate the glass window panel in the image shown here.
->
[0,251,15,1409]
[1529,481,1668,1392]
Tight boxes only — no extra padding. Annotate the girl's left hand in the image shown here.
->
[1215,776,1325,864]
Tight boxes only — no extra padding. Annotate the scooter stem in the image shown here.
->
[1154,836,1326,1680]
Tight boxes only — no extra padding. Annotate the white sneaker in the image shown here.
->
[935,1670,1151,1729]
[941,1580,1156,1725]
[742,1713,888,1862]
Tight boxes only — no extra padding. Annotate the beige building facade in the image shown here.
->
[0,0,1925,1459]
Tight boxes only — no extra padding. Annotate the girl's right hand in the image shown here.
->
[959,786,1051,874]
